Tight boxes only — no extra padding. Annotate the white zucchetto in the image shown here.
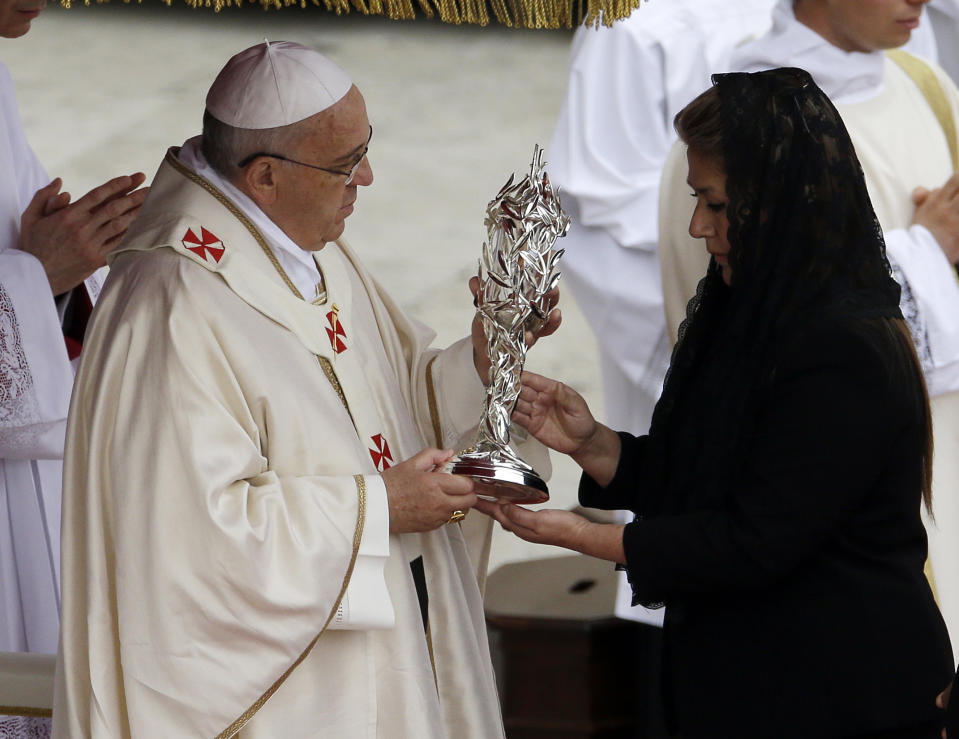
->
[205,40,353,130]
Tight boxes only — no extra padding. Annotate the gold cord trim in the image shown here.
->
[887,50,959,172]
[166,151,310,300]
[216,475,368,739]
[318,356,356,426]
[0,706,53,718]
[425,355,443,448]
[60,0,640,29]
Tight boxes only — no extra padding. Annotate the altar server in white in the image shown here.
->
[0,0,145,663]
[53,41,553,739]
[657,0,959,659]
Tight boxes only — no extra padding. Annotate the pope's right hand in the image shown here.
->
[383,448,477,533]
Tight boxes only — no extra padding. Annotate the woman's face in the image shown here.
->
[686,147,732,286]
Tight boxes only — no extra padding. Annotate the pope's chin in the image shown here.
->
[314,223,348,250]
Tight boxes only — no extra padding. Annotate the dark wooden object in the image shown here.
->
[485,555,669,739]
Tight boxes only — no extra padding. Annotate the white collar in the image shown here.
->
[731,0,886,105]
[178,137,325,301]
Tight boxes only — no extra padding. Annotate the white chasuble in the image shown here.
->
[53,149,519,738]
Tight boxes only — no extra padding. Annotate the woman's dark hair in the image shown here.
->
[674,86,724,166]
[649,69,932,521]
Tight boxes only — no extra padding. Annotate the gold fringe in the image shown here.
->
[60,0,641,29]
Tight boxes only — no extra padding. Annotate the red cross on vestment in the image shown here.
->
[326,306,348,355]
[182,227,225,264]
[369,434,393,471]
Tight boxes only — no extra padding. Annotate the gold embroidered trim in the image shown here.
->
[425,355,443,448]
[216,475,368,739]
[318,356,356,427]
[0,706,52,718]
[166,152,329,301]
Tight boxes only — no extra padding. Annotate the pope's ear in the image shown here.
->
[241,159,279,206]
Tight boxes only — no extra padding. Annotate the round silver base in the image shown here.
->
[445,457,549,503]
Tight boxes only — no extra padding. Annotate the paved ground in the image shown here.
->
[4,4,607,570]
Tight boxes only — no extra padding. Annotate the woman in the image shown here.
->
[478,68,954,738]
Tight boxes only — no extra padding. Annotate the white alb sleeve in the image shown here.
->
[885,224,959,396]
[328,474,394,630]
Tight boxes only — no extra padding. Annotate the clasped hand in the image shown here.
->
[21,173,149,295]
[912,172,959,265]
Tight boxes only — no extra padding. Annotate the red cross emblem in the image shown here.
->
[369,434,393,471]
[182,227,225,264]
[326,305,347,355]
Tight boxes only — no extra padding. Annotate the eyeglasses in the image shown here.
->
[237,124,373,185]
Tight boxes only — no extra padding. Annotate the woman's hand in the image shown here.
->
[512,371,598,456]
[475,499,626,564]
[938,680,952,738]
[513,371,622,486]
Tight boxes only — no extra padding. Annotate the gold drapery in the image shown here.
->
[60,0,643,29]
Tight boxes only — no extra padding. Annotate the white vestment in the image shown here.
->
[658,0,959,659]
[0,60,65,661]
[52,148,538,738]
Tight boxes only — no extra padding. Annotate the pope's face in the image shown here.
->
[811,0,931,52]
[271,85,373,252]
[0,0,46,38]
[686,147,732,286]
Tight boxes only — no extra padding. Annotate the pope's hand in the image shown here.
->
[912,173,959,265]
[383,448,477,533]
[20,173,149,295]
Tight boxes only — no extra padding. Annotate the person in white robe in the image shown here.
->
[53,41,554,739]
[657,0,959,661]
[0,3,147,734]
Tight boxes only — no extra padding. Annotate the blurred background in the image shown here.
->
[2,5,605,571]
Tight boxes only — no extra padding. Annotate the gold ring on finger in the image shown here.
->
[446,510,467,525]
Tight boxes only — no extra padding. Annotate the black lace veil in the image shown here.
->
[639,68,903,535]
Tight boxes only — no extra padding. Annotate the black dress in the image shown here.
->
[580,314,953,738]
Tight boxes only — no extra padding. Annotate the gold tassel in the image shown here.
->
[63,0,641,28]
